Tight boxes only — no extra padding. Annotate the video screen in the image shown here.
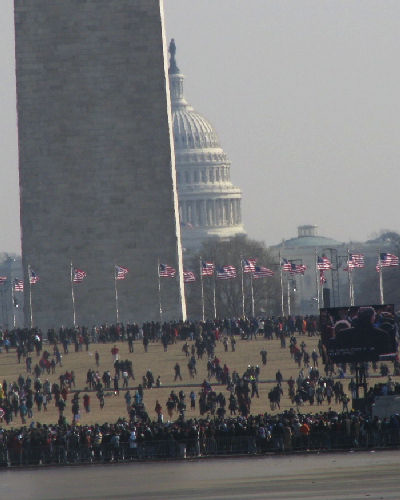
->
[320,304,398,364]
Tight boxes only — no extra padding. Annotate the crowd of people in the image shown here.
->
[0,316,322,424]
[0,313,399,465]
[2,406,400,466]
[0,315,321,353]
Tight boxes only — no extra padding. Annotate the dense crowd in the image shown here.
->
[0,315,320,352]
[2,406,400,466]
[0,313,400,465]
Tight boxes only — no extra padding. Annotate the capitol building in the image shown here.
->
[169,40,245,250]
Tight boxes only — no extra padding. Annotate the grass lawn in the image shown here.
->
[0,333,385,427]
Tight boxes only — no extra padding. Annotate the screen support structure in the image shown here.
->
[354,362,368,400]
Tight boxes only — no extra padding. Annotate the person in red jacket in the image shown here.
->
[111,345,119,362]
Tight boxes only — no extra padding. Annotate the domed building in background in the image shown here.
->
[168,40,245,251]
[273,225,400,313]
[273,225,346,313]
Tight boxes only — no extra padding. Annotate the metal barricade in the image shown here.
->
[3,430,400,467]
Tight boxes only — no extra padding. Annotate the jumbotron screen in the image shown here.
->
[320,304,398,364]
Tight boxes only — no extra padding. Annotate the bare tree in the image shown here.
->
[183,235,281,319]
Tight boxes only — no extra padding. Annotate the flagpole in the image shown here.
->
[157,258,163,323]
[28,264,33,328]
[200,257,205,322]
[279,250,284,317]
[378,249,384,305]
[11,280,16,328]
[70,261,76,327]
[240,256,245,318]
[346,249,353,306]
[350,271,355,307]
[346,249,350,304]
[250,272,255,318]
[213,274,217,320]
[114,265,119,324]
[314,248,320,312]
[287,278,291,316]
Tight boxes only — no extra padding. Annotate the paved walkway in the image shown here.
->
[0,449,399,499]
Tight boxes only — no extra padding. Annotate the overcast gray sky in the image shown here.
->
[1,1,400,254]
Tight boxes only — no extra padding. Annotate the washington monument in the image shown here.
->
[14,0,186,329]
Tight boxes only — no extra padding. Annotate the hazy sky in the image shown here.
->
[1,1,400,254]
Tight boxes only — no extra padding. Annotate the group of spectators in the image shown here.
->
[0,315,322,426]
[2,407,400,466]
[0,313,400,467]
[0,315,321,352]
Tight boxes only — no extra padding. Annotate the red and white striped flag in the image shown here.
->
[349,253,365,268]
[290,263,307,275]
[0,277,7,285]
[201,261,215,277]
[14,278,24,291]
[217,265,237,279]
[115,265,129,280]
[183,271,196,283]
[29,269,39,284]
[73,268,87,283]
[344,254,365,271]
[159,263,176,278]
[317,256,332,270]
[379,253,399,268]
[242,258,256,273]
[253,266,274,279]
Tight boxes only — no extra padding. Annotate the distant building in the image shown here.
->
[272,225,346,314]
[169,40,245,251]
[272,225,399,314]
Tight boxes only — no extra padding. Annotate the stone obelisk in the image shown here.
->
[14,0,186,329]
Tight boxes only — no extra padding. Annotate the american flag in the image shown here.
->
[253,266,274,279]
[344,253,365,271]
[73,268,87,283]
[319,270,327,284]
[349,253,365,268]
[201,261,215,277]
[290,263,307,275]
[216,265,237,279]
[159,263,176,278]
[379,253,399,267]
[183,270,196,283]
[317,256,332,270]
[0,276,7,285]
[29,269,39,284]
[115,265,129,280]
[281,258,291,272]
[14,278,24,292]
[242,258,256,273]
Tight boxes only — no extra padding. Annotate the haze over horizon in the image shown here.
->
[1,0,400,255]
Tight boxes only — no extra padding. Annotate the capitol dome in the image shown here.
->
[173,107,220,150]
[168,39,245,250]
